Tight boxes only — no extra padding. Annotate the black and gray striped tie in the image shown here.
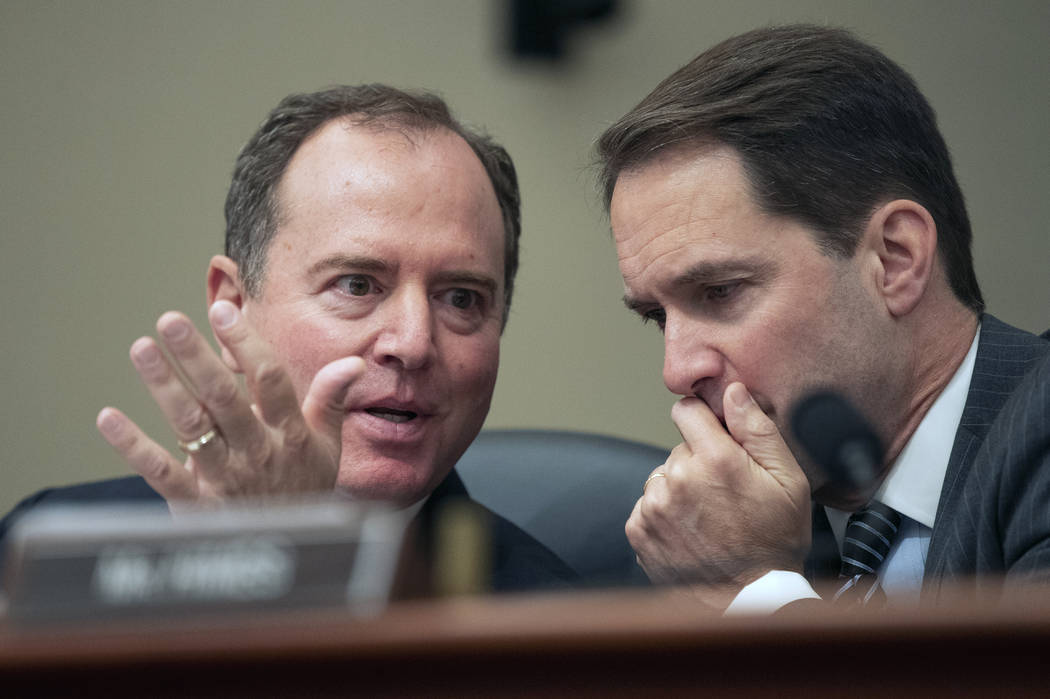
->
[833,501,901,608]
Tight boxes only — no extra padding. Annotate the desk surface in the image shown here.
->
[2,587,1049,697]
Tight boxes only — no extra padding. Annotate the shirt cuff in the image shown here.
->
[723,570,820,616]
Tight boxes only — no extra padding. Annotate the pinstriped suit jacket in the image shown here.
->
[921,315,1050,602]
[805,315,1050,603]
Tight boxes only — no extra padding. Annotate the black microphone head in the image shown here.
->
[790,391,884,492]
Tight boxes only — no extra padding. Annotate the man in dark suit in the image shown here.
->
[0,85,575,592]
[595,25,1049,611]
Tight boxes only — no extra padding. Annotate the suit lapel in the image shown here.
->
[926,314,1050,576]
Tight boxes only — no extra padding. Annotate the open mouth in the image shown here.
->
[365,407,419,424]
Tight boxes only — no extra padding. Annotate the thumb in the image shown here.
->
[722,382,802,489]
[301,356,366,439]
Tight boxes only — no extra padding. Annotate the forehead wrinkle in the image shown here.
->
[616,213,696,271]
[617,242,682,313]
[617,218,704,294]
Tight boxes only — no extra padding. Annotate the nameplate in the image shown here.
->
[1,497,412,624]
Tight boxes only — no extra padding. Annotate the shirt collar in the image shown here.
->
[827,325,980,534]
[875,326,979,527]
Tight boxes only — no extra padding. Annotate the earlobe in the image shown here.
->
[206,255,245,373]
[207,255,243,308]
[867,200,937,318]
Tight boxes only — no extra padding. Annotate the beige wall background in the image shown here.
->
[2,0,1047,514]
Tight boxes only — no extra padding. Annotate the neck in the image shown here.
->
[882,304,978,467]
[811,304,977,512]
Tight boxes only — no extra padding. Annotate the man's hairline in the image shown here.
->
[605,139,880,265]
[248,115,450,294]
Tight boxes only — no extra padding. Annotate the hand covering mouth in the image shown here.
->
[365,407,419,424]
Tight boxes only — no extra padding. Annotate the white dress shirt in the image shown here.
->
[725,328,980,615]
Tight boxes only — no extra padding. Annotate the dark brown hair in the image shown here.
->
[225,84,522,322]
[596,25,983,313]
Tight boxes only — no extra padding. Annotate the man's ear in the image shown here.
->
[864,200,937,317]
[206,255,245,373]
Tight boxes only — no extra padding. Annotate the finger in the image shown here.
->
[129,335,225,452]
[301,356,366,438]
[641,467,668,496]
[154,311,260,452]
[130,330,233,482]
[96,407,197,501]
[208,300,303,432]
[669,396,727,453]
[722,382,801,488]
[625,496,647,552]
[625,497,672,584]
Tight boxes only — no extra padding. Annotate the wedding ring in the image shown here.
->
[178,428,219,454]
[643,472,666,494]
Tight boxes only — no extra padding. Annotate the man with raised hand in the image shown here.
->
[1,85,574,592]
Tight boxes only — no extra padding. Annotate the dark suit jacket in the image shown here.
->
[806,315,1050,604]
[0,469,578,594]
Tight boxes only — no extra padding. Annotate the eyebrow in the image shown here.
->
[622,256,775,312]
[432,271,499,297]
[622,293,649,314]
[673,258,774,287]
[307,254,390,276]
[307,254,499,296]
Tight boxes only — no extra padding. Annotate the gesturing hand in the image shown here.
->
[626,382,811,607]
[95,300,365,506]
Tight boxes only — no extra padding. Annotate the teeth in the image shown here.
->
[366,408,417,423]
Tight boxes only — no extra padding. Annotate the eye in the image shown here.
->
[704,282,741,302]
[335,274,379,296]
[441,288,481,311]
[641,308,666,330]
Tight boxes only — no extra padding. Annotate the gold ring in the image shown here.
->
[178,428,219,454]
[643,472,666,494]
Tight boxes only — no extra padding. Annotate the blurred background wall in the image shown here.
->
[2,0,1047,513]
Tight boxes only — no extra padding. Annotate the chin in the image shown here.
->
[336,454,444,507]
[811,480,876,511]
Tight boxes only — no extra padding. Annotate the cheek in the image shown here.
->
[257,315,358,400]
[447,335,500,403]
[726,316,799,376]
[726,301,829,409]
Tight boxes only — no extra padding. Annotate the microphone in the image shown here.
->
[790,391,884,492]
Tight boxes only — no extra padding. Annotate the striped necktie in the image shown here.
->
[833,501,901,608]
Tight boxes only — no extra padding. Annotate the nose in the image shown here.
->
[661,315,723,397]
[372,287,435,371]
